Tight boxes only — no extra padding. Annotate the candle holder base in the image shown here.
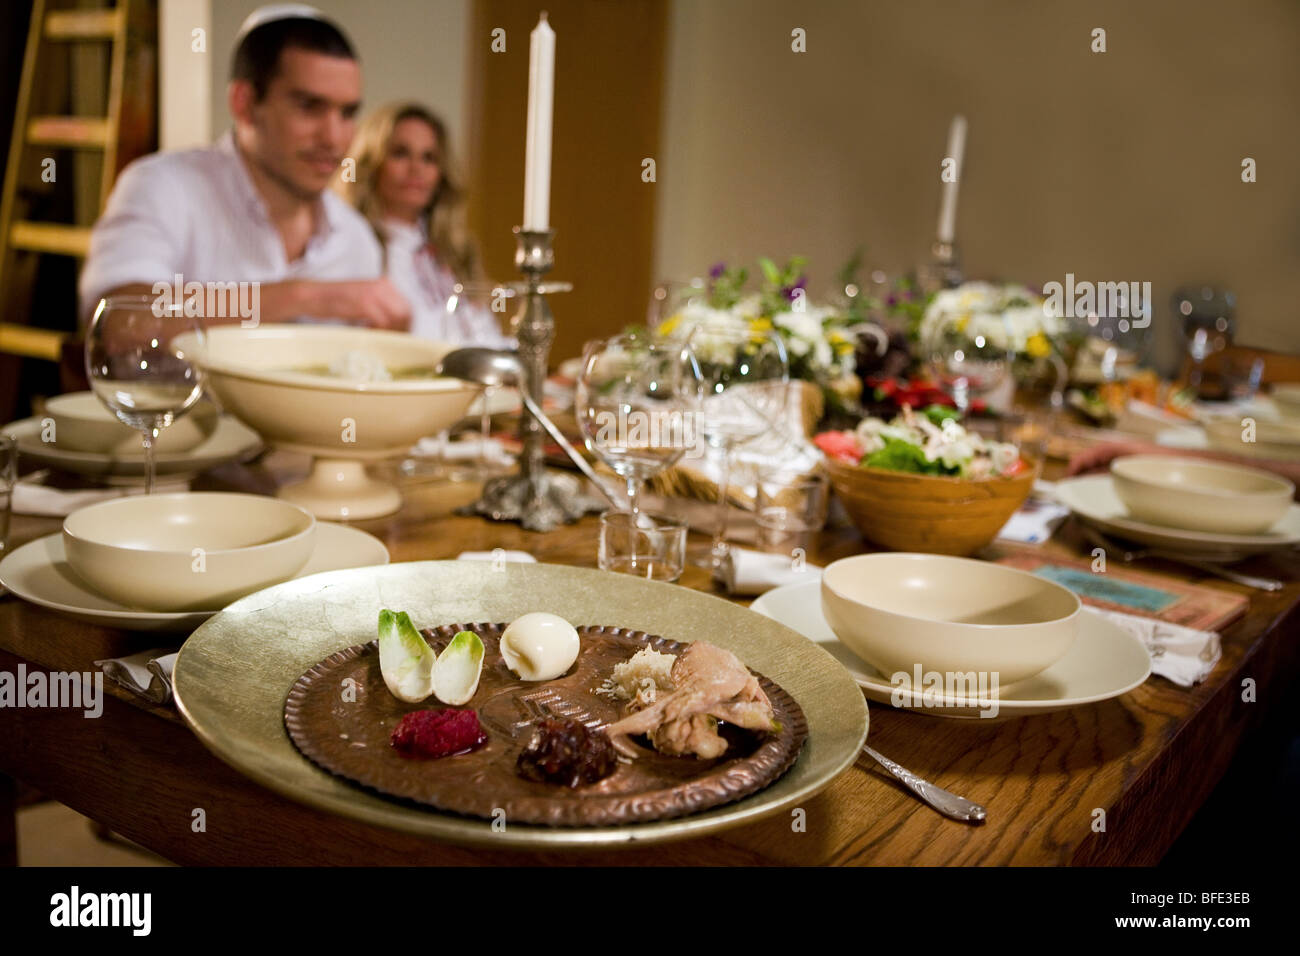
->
[458,468,605,532]
[918,240,963,292]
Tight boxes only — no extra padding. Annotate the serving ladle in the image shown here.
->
[435,348,623,510]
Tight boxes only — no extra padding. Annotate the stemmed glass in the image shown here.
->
[694,324,789,569]
[443,281,516,479]
[923,313,1012,421]
[85,294,206,493]
[576,332,703,519]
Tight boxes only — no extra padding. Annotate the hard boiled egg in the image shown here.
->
[499,612,580,681]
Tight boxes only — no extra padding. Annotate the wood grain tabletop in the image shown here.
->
[1,449,1296,866]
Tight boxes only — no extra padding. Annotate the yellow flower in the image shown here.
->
[955,313,970,332]
[1026,332,1051,358]
[749,317,773,332]
[657,313,682,337]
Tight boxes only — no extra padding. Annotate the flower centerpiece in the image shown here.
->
[655,257,867,428]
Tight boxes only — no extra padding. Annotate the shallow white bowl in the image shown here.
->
[62,492,316,611]
[1204,416,1300,462]
[45,391,219,455]
[1271,384,1300,420]
[820,553,1080,685]
[172,325,480,518]
[1110,454,1293,534]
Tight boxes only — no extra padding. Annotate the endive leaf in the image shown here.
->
[377,609,435,703]
[433,629,485,706]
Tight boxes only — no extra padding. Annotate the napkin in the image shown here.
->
[1094,609,1221,687]
[456,550,537,563]
[94,648,179,705]
[996,496,1071,544]
[718,546,823,596]
[412,434,513,465]
[13,476,192,517]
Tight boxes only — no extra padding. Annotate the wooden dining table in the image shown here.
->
[1,447,1297,866]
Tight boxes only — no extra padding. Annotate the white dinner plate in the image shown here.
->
[1052,474,1300,559]
[749,580,1151,718]
[0,523,389,632]
[2,415,263,484]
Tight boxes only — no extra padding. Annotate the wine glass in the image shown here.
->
[693,324,789,568]
[647,278,707,330]
[576,332,703,519]
[923,313,1012,420]
[443,281,516,479]
[85,294,206,493]
[1173,285,1235,398]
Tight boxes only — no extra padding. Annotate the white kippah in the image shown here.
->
[235,4,325,43]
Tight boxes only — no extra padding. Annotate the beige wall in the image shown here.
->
[206,0,471,151]
[654,0,1300,370]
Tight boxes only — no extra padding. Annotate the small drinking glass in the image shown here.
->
[85,295,206,493]
[0,434,16,562]
[755,472,828,557]
[598,510,687,582]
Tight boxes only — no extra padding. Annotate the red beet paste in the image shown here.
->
[391,708,488,758]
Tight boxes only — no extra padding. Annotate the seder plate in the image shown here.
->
[283,623,808,827]
[173,561,867,849]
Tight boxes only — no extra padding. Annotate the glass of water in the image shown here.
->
[755,471,828,557]
[599,511,688,582]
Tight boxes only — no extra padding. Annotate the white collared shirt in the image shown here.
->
[79,131,384,321]
[381,217,513,348]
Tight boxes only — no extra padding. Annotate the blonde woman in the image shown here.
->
[335,103,510,346]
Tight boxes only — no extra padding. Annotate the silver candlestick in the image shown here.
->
[464,227,604,531]
[918,239,963,292]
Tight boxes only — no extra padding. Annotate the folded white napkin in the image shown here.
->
[719,546,823,596]
[1095,609,1221,687]
[455,550,537,563]
[413,434,513,464]
[13,476,192,517]
[93,648,179,705]
[996,496,1071,544]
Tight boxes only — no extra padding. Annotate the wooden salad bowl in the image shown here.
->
[825,456,1039,556]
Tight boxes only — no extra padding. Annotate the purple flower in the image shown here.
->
[709,262,726,279]
[886,294,898,306]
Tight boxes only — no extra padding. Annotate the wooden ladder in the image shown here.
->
[0,0,130,363]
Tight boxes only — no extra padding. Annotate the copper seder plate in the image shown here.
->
[284,622,809,827]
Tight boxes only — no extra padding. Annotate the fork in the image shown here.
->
[1079,524,1283,591]
[861,744,988,824]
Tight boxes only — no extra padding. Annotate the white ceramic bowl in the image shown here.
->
[45,391,219,455]
[63,492,316,611]
[1271,384,1300,420]
[1110,454,1294,534]
[820,553,1081,685]
[172,325,480,518]
[1204,416,1300,462]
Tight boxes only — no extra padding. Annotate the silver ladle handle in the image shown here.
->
[517,391,623,509]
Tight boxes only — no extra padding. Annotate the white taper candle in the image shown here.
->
[936,114,966,244]
[523,12,555,231]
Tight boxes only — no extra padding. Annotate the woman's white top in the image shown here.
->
[381,217,513,348]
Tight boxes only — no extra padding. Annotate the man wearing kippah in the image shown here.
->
[80,4,411,330]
